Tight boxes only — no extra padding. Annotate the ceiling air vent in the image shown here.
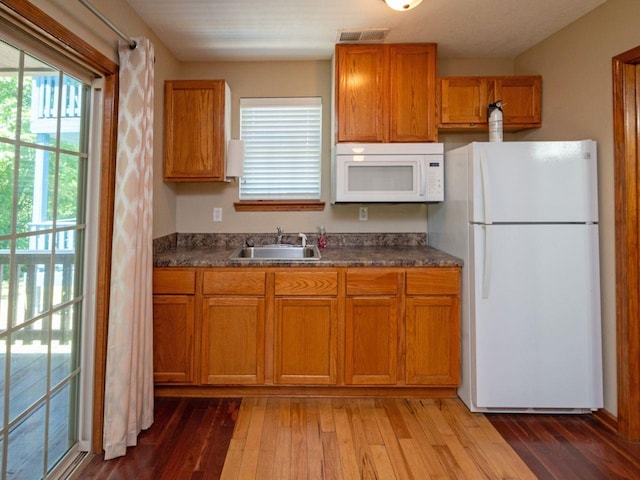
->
[337,28,390,43]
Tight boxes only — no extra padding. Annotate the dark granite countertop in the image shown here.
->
[153,233,463,268]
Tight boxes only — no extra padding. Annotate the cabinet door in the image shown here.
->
[389,44,437,142]
[164,80,226,181]
[491,76,542,125]
[274,297,338,385]
[153,295,195,384]
[439,77,488,126]
[345,297,398,385]
[406,296,460,386]
[335,44,389,143]
[201,297,265,385]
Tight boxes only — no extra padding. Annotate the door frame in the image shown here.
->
[612,44,640,441]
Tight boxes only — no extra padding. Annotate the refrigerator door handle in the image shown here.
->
[482,225,493,299]
[480,153,492,224]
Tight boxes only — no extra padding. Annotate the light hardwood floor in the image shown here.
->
[220,397,537,479]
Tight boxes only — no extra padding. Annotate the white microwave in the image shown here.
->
[331,143,444,203]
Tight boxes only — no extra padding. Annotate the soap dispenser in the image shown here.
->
[318,225,327,248]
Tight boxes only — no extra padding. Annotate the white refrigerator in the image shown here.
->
[428,141,603,413]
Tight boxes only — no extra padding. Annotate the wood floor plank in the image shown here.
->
[372,403,414,479]
[194,399,240,479]
[318,398,336,433]
[305,399,325,480]
[219,438,245,480]
[356,398,384,445]
[370,444,398,480]
[333,407,361,480]
[489,412,640,480]
[289,400,308,480]
[236,404,266,479]
[380,398,412,439]
[346,402,380,478]
[556,414,640,477]
[394,399,449,477]
[320,431,342,480]
[156,401,218,479]
[398,437,434,479]
[272,424,292,479]
[416,400,489,480]
[254,399,279,479]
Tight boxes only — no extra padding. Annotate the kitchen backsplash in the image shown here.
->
[153,232,427,255]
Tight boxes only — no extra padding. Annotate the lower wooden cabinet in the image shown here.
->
[274,297,338,385]
[406,268,461,386]
[273,270,339,385]
[344,269,401,385]
[200,270,266,385]
[406,296,460,385]
[152,295,195,383]
[201,297,265,384]
[345,297,398,385]
[152,268,197,384]
[152,266,461,394]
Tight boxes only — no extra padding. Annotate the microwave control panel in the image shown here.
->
[426,160,444,202]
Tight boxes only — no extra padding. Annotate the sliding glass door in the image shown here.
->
[0,38,91,479]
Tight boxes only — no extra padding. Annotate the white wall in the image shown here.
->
[514,0,640,416]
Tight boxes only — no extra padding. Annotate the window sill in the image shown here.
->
[234,201,326,212]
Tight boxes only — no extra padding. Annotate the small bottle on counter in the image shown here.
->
[318,225,327,248]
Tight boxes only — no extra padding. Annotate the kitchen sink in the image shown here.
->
[229,244,321,261]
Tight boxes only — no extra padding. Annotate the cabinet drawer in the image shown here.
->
[406,268,461,295]
[346,269,400,296]
[203,271,266,295]
[153,269,196,294]
[275,271,338,296]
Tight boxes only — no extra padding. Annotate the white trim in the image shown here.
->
[240,96,321,107]
[76,77,104,452]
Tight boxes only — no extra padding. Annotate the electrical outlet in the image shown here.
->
[213,207,222,222]
[359,206,368,221]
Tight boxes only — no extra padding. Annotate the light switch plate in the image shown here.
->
[213,207,222,222]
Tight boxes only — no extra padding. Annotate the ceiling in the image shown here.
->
[123,0,606,62]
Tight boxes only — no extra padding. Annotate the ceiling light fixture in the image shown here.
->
[383,0,423,11]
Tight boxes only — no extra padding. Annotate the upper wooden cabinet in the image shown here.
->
[335,44,438,143]
[163,79,230,181]
[438,75,542,130]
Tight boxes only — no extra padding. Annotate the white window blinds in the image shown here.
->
[239,97,322,200]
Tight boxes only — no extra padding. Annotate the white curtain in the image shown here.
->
[103,37,155,460]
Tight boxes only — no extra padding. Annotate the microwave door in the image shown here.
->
[335,157,425,202]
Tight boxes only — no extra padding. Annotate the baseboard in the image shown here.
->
[154,385,458,399]
[593,408,618,434]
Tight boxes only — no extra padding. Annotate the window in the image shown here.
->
[239,97,322,202]
[0,35,96,479]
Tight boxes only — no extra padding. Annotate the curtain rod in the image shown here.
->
[79,0,137,50]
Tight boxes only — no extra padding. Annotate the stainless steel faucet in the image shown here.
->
[276,226,284,244]
[298,233,307,247]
